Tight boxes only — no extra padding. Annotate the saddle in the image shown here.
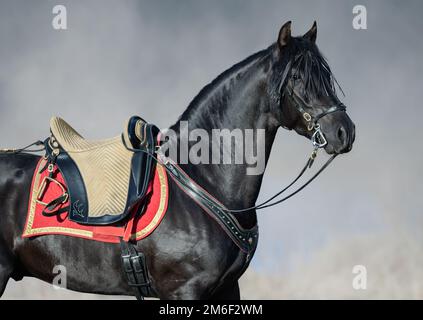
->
[41,116,159,225]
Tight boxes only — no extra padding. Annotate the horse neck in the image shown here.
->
[169,50,280,228]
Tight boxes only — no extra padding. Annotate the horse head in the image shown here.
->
[274,21,355,154]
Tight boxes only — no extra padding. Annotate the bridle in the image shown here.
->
[145,78,348,252]
[222,70,348,213]
[145,74,348,219]
[284,82,347,149]
[144,70,348,217]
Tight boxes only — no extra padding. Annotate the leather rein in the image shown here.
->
[153,78,347,215]
[224,78,347,213]
[123,71,347,253]
[131,77,346,253]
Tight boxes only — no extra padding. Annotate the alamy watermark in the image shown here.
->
[52,265,67,290]
[159,121,266,175]
[52,5,67,30]
[353,5,367,30]
[352,264,367,290]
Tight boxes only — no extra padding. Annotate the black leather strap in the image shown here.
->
[284,88,346,126]
[120,239,152,300]
[42,195,69,217]
[314,103,347,122]
[162,160,259,253]
[43,138,90,222]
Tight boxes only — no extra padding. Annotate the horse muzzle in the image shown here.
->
[322,115,355,154]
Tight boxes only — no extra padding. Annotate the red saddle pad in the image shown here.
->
[23,157,168,243]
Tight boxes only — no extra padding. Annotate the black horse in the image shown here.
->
[0,22,355,299]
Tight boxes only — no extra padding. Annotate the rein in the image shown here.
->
[223,80,347,213]
[224,150,337,213]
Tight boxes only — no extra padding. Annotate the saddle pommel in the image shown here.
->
[123,116,160,150]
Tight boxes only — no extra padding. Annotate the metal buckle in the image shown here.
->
[311,124,327,148]
[303,112,312,122]
[48,136,60,154]
[36,176,68,206]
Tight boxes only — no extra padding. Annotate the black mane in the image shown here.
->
[174,36,344,129]
[287,37,344,100]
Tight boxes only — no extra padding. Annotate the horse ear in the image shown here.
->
[278,21,292,49]
[303,21,317,43]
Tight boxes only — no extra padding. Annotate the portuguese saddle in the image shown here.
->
[40,116,159,225]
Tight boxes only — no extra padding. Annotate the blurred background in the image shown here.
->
[1,0,422,299]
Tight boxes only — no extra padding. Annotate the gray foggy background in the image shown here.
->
[1,0,422,299]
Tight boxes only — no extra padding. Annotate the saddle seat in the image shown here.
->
[50,117,127,152]
[44,116,159,225]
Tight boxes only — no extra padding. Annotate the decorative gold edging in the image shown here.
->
[131,164,168,240]
[23,226,94,238]
[22,158,45,236]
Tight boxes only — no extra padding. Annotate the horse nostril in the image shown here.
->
[337,126,346,143]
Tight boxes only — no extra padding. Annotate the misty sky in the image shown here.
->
[1,0,422,298]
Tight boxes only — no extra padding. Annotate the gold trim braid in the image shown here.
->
[131,164,167,240]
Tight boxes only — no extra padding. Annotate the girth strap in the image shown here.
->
[120,239,152,300]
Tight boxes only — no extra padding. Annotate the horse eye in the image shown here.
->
[292,74,300,81]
